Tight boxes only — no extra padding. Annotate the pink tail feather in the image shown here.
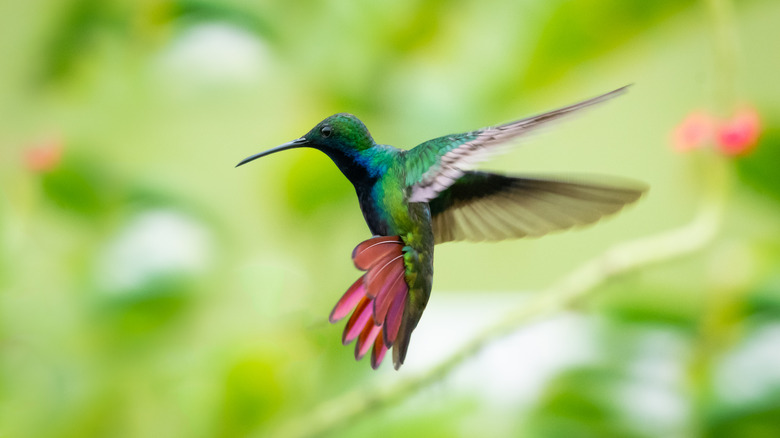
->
[342,296,372,344]
[329,235,409,369]
[371,332,388,370]
[329,277,365,323]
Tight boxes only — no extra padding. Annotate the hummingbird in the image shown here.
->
[237,85,646,370]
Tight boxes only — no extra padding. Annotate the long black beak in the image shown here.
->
[235,137,308,167]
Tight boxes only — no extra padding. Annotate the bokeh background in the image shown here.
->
[2,0,780,437]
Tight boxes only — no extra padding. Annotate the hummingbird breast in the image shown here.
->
[353,168,435,366]
[356,169,424,238]
[358,188,393,236]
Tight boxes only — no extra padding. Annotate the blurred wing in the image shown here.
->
[428,172,647,244]
[405,85,630,203]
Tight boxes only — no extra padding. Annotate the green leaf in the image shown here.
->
[735,128,780,203]
[40,152,119,217]
[522,0,694,88]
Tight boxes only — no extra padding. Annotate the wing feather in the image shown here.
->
[406,86,631,203]
[429,172,646,244]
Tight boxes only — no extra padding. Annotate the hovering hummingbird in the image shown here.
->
[237,86,645,370]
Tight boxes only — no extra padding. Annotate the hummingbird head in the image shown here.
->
[236,113,376,168]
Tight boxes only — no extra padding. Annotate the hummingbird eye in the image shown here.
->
[321,126,332,138]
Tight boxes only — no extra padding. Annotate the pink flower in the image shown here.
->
[672,111,715,152]
[715,107,761,156]
[25,137,63,172]
[671,106,762,157]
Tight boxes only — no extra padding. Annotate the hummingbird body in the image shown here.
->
[301,118,436,366]
[237,86,646,369]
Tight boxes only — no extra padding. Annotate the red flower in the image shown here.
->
[716,107,761,156]
[671,106,762,157]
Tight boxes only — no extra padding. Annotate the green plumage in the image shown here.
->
[236,85,646,369]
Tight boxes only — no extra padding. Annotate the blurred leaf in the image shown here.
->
[166,0,278,42]
[123,184,225,240]
[522,0,694,88]
[745,273,780,322]
[40,152,120,217]
[337,397,472,438]
[735,127,780,203]
[525,366,641,438]
[282,154,353,217]
[379,0,449,53]
[58,391,119,438]
[93,276,195,341]
[594,278,702,331]
[40,0,115,82]
[217,353,284,437]
[705,389,780,438]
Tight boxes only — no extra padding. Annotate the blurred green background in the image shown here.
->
[2,0,780,437]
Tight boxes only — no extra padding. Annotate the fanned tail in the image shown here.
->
[329,236,409,369]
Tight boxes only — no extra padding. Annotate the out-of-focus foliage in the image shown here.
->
[736,128,780,202]
[523,0,696,88]
[1,0,780,437]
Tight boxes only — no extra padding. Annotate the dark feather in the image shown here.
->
[429,171,647,244]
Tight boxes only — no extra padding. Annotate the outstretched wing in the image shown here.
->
[428,172,646,244]
[405,86,631,203]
